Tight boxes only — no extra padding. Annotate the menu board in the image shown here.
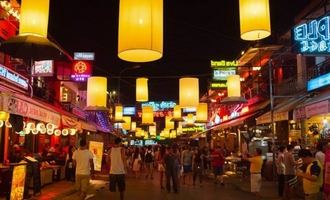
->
[10,164,26,200]
[89,141,104,171]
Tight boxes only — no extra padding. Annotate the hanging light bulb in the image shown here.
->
[32,128,38,135]
[25,128,31,134]
[54,129,61,136]
[62,129,69,136]
[47,129,53,135]
[46,123,55,130]
[70,129,77,136]
[36,122,45,131]
[118,0,163,62]
[40,128,46,134]
[239,0,271,41]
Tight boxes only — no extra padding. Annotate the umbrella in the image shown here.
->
[0,35,66,61]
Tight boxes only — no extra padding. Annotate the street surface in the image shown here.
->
[58,174,258,200]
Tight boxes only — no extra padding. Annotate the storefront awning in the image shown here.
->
[62,115,82,131]
[256,95,307,125]
[215,113,257,129]
[81,121,97,132]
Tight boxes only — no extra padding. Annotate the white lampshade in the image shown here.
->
[179,78,199,108]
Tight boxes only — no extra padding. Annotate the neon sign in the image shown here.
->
[74,52,95,60]
[307,72,330,91]
[71,61,92,82]
[293,14,330,54]
[141,101,176,111]
[213,68,236,81]
[211,60,239,67]
[210,82,227,89]
[0,64,28,90]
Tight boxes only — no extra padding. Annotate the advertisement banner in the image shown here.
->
[89,141,104,172]
[10,164,27,200]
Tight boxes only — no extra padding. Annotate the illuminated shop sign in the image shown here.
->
[123,107,136,116]
[210,82,227,89]
[33,60,54,76]
[141,101,176,111]
[213,68,236,81]
[137,110,173,118]
[144,139,157,145]
[293,14,330,54]
[182,125,205,132]
[74,52,95,60]
[211,60,239,67]
[0,64,28,90]
[307,72,330,91]
[71,60,92,82]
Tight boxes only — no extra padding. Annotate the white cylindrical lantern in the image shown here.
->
[239,0,271,41]
[149,125,156,136]
[136,78,148,102]
[118,0,163,62]
[179,78,199,108]
[227,75,241,97]
[115,105,124,122]
[131,121,136,132]
[122,116,131,131]
[196,103,208,123]
[165,116,174,130]
[86,77,107,110]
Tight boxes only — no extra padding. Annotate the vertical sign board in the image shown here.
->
[89,141,104,171]
[293,13,330,54]
[10,164,26,200]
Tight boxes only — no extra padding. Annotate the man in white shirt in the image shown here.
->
[73,139,94,200]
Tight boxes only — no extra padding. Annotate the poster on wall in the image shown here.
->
[89,141,104,171]
[10,164,27,200]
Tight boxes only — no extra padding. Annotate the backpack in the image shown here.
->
[145,151,153,163]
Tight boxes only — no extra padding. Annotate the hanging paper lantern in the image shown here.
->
[0,111,9,121]
[122,116,131,131]
[165,116,174,130]
[135,128,142,137]
[19,0,50,37]
[136,78,149,102]
[142,106,154,125]
[222,75,247,104]
[186,113,195,126]
[54,129,61,136]
[115,105,125,123]
[179,78,199,108]
[118,0,163,62]
[86,77,107,110]
[170,130,177,139]
[239,0,271,41]
[131,121,136,132]
[149,125,156,136]
[171,105,183,121]
[196,103,208,123]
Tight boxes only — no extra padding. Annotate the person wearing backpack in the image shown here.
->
[145,146,154,179]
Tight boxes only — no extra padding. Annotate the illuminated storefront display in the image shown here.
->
[33,60,53,76]
[71,60,92,82]
[0,64,29,90]
[293,13,330,54]
[307,72,330,91]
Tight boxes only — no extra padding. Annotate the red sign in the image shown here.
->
[71,60,92,82]
[137,110,173,118]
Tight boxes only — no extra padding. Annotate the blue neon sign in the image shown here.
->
[307,72,330,91]
[293,14,330,54]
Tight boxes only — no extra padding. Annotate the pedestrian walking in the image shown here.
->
[108,137,128,200]
[73,139,95,200]
[157,145,166,189]
[145,146,154,179]
[65,145,76,182]
[192,148,203,187]
[132,147,142,178]
[164,145,180,193]
[211,146,225,185]
[297,149,323,200]
[243,148,263,199]
[284,144,298,199]
[276,146,286,198]
[181,146,193,185]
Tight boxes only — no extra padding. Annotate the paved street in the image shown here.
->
[58,174,258,200]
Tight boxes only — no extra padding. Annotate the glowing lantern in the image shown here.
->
[86,77,107,110]
[171,105,183,122]
[54,129,61,136]
[149,125,156,136]
[115,105,125,123]
[142,106,154,125]
[170,130,177,139]
[36,122,45,131]
[136,78,148,102]
[25,128,31,134]
[0,120,3,128]
[62,129,69,136]
[118,0,163,62]
[165,116,174,130]
[32,129,38,135]
[222,75,247,104]
[196,103,208,123]
[40,128,46,134]
[46,123,55,130]
[47,129,53,135]
[19,0,50,37]
[163,129,170,138]
[131,122,136,132]
[186,114,195,126]
[0,111,9,121]
[135,128,142,137]
[239,0,271,41]
[179,78,199,108]
[70,129,76,136]
[177,122,183,134]
[122,116,131,130]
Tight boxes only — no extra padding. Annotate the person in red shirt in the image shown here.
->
[210,146,225,185]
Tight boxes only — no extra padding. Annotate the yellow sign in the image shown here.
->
[211,60,239,67]
[10,164,26,200]
[89,141,104,172]
[182,126,205,132]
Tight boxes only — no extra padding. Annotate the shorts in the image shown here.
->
[250,173,262,193]
[75,174,90,193]
[109,174,126,192]
[183,165,192,173]
[213,166,223,176]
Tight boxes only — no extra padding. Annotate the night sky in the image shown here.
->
[48,0,311,105]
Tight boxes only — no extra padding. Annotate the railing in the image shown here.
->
[274,74,306,96]
[307,57,330,80]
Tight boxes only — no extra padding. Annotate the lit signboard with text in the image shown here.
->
[213,68,236,81]
[210,60,237,90]
[74,52,95,60]
[293,13,330,54]
[0,64,28,90]
[141,101,176,111]
[33,60,54,76]
[210,82,227,89]
[71,60,92,82]
[307,72,330,91]
[123,107,136,116]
